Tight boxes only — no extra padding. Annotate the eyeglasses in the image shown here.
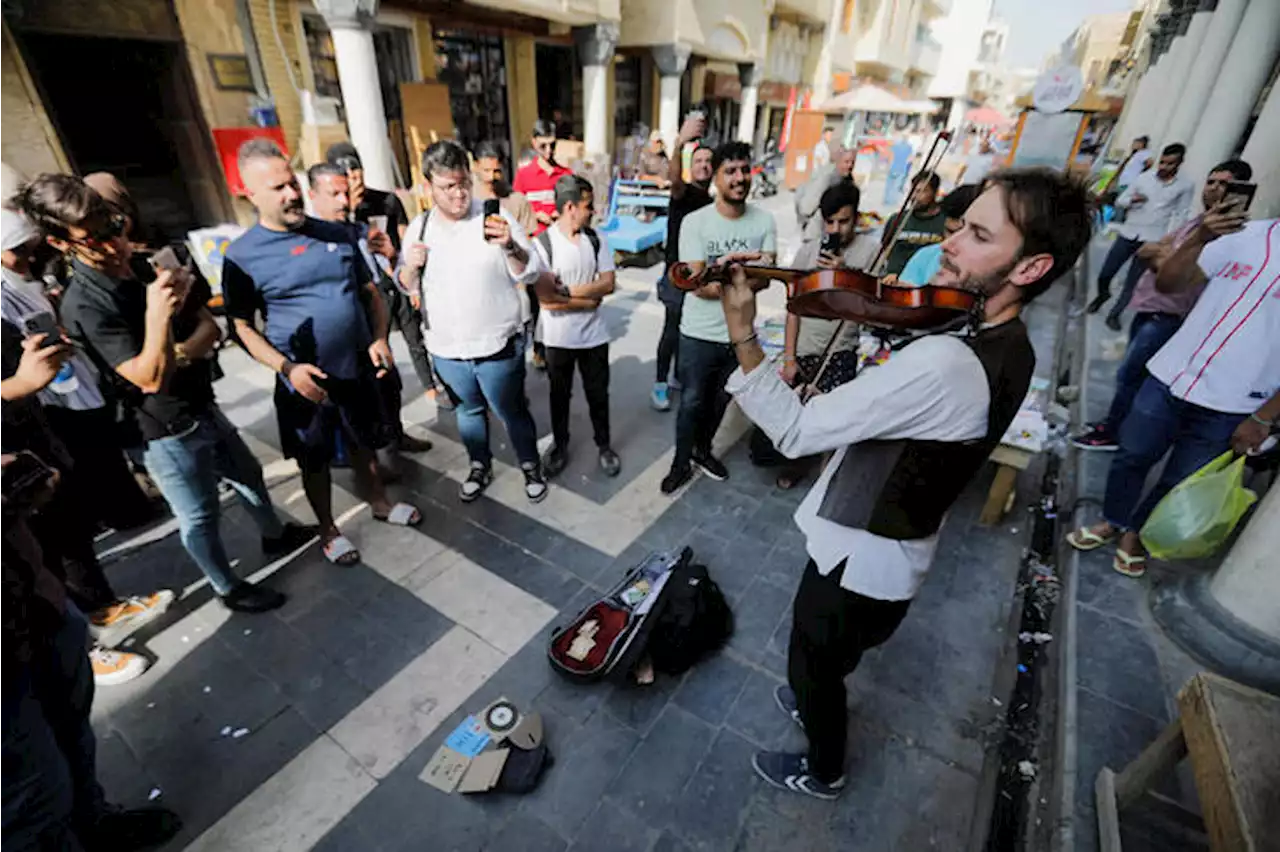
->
[429,180,470,197]
[534,139,555,151]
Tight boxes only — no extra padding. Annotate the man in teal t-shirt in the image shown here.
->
[662,141,777,494]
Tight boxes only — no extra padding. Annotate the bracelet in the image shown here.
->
[731,332,758,348]
[1250,412,1276,428]
[780,353,797,363]
[278,359,295,378]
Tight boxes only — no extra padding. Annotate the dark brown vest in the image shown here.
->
[816,319,1036,540]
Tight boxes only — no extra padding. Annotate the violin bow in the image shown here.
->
[803,129,954,398]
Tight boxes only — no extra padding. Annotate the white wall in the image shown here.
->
[927,0,994,98]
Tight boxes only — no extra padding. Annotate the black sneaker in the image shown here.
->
[751,751,845,801]
[522,462,548,503]
[1086,292,1110,314]
[1104,314,1122,332]
[774,685,804,730]
[660,464,694,495]
[599,447,621,478]
[398,433,434,454]
[1069,422,1119,452]
[262,522,319,558]
[82,804,182,851]
[692,452,729,481]
[542,444,569,479]
[460,462,493,503]
[220,582,286,614]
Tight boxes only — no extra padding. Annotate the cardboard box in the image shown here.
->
[418,698,543,796]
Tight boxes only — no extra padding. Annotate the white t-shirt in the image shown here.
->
[1146,219,1280,414]
[532,226,615,350]
[1115,151,1152,190]
[402,200,541,360]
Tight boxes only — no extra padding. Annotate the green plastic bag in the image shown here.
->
[1140,451,1258,560]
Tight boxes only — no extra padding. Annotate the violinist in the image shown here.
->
[726,169,1092,800]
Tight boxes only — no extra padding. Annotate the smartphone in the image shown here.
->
[368,214,389,234]
[483,199,501,241]
[23,312,61,342]
[150,246,181,271]
[821,232,841,258]
[2,450,56,510]
[1223,181,1256,213]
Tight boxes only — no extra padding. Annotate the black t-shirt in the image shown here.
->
[60,260,214,442]
[352,188,409,253]
[884,208,948,276]
[664,182,713,270]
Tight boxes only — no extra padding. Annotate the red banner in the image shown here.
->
[211,126,289,196]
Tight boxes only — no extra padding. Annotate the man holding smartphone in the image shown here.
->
[1072,160,1254,453]
[21,173,313,613]
[1068,183,1279,579]
[400,140,548,504]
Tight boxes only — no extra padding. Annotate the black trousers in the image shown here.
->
[527,285,546,360]
[379,280,436,393]
[2,606,106,849]
[545,344,610,450]
[788,559,911,782]
[656,299,682,383]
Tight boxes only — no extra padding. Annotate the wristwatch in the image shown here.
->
[173,342,191,369]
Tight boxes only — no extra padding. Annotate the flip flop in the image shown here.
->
[1113,550,1147,578]
[373,502,422,526]
[1066,526,1117,551]
[323,535,360,566]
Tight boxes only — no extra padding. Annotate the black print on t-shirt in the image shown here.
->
[705,236,759,259]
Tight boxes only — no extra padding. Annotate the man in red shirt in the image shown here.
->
[513,119,574,367]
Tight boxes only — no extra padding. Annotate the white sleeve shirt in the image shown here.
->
[1115,171,1196,243]
[402,202,542,360]
[726,334,991,600]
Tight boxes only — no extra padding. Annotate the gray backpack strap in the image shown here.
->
[537,229,554,268]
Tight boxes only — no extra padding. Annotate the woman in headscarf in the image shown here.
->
[1,203,172,662]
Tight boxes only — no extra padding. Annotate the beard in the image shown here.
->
[938,254,1019,296]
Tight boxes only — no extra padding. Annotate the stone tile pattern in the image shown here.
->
[88,194,1033,851]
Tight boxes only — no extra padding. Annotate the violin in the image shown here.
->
[667,263,980,332]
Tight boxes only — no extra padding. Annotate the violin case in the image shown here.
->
[547,548,690,683]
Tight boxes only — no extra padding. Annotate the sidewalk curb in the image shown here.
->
[1049,243,1095,852]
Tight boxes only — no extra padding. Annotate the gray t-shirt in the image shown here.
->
[677,203,777,343]
[791,233,879,357]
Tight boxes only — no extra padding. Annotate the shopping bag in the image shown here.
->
[1139,451,1257,560]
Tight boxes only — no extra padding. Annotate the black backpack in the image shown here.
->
[646,560,734,675]
[536,226,601,274]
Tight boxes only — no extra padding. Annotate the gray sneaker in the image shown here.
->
[774,684,804,730]
[752,751,845,800]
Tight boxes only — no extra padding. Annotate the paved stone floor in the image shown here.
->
[1063,236,1210,852]
[88,193,1047,851]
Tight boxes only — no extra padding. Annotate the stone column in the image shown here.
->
[1114,55,1161,147]
[1162,0,1249,151]
[1210,485,1280,640]
[573,24,619,161]
[313,0,395,190]
[1241,72,1280,219]
[737,63,761,147]
[652,44,692,154]
[1149,6,1213,148]
[1184,0,1280,184]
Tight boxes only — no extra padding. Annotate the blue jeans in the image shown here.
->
[1095,235,1141,300]
[432,336,540,467]
[673,334,737,471]
[1102,312,1183,434]
[1103,378,1242,532]
[143,408,285,595]
[2,605,104,851]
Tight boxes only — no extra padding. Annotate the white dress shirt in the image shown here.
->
[1115,169,1195,243]
[1147,218,1280,414]
[402,200,541,360]
[727,334,991,600]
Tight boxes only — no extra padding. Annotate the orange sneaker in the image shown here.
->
[90,647,149,686]
[88,591,175,649]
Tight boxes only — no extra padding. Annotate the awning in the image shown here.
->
[902,99,943,115]
[964,106,1011,126]
[816,83,925,115]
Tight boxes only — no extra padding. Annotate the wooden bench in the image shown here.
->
[979,443,1034,526]
[1095,672,1280,852]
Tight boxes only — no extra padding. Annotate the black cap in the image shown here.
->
[325,142,362,170]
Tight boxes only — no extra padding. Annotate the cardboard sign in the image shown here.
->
[420,746,470,793]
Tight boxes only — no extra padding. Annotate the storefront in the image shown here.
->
[434,29,513,162]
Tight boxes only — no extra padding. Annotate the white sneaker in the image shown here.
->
[90,647,150,686]
[88,590,175,649]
